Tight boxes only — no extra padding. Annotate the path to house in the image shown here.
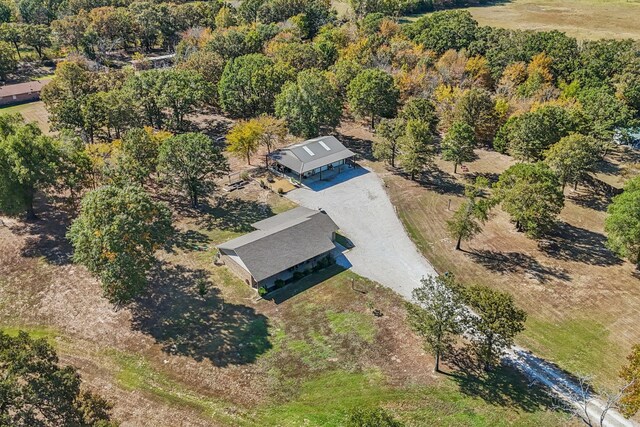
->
[286,166,637,427]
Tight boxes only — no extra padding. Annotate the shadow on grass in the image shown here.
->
[165,229,211,253]
[541,222,622,267]
[198,197,275,233]
[466,249,571,283]
[10,195,73,265]
[335,132,375,161]
[131,262,271,366]
[567,187,612,212]
[265,264,347,305]
[448,363,558,413]
[412,168,466,196]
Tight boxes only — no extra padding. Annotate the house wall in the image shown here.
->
[219,252,256,287]
[259,250,333,290]
[0,92,41,106]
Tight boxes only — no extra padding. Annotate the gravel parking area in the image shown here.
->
[286,167,437,299]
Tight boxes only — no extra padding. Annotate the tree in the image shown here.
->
[0,118,59,220]
[619,344,640,418]
[346,407,403,427]
[544,133,601,190]
[158,133,229,208]
[410,10,478,54]
[0,41,16,81]
[113,127,160,184]
[463,285,527,371]
[56,131,92,207]
[494,162,564,237]
[447,179,492,251]
[399,97,439,136]
[441,121,476,173]
[0,330,114,426]
[218,53,293,118]
[406,274,465,372]
[605,176,640,266]
[275,68,341,138]
[226,119,263,165]
[452,87,496,146]
[398,119,432,180]
[256,115,286,158]
[347,68,399,128]
[21,24,50,58]
[374,117,405,168]
[68,185,172,306]
[504,105,574,162]
[159,69,211,130]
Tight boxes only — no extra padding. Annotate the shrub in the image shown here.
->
[240,171,250,181]
[274,279,285,288]
[293,271,305,280]
[277,187,284,194]
[258,286,268,296]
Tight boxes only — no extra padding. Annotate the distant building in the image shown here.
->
[131,54,176,71]
[216,207,338,290]
[269,136,356,180]
[0,79,51,107]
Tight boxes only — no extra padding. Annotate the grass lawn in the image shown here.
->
[0,176,573,425]
[379,146,640,389]
[0,101,51,134]
[402,0,640,40]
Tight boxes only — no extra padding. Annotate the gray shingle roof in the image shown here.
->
[217,207,338,282]
[270,136,355,174]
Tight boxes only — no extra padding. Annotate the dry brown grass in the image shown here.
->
[336,118,640,388]
[401,0,640,40]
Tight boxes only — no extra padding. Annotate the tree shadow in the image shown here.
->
[198,197,275,233]
[448,362,558,414]
[566,186,612,212]
[165,229,211,253]
[335,132,375,161]
[131,262,272,366]
[9,195,74,266]
[466,249,571,283]
[415,168,466,196]
[540,222,622,267]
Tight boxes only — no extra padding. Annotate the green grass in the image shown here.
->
[109,350,238,423]
[519,317,623,386]
[247,369,570,427]
[326,310,376,343]
[0,325,61,344]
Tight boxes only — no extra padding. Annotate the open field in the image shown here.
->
[0,171,571,425]
[401,0,640,40]
[335,120,640,390]
[0,101,51,134]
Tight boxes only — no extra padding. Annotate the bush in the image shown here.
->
[240,171,250,181]
[258,286,268,296]
[274,279,285,288]
[292,271,305,280]
[277,187,284,194]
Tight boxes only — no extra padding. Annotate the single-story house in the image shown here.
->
[216,207,338,290]
[0,79,51,107]
[269,136,356,180]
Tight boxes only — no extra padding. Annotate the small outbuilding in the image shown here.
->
[0,79,51,107]
[216,207,339,291]
[269,136,356,181]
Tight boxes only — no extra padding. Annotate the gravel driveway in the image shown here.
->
[286,166,637,427]
[286,167,437,299]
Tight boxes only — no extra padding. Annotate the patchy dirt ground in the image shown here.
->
[0,181,446,426]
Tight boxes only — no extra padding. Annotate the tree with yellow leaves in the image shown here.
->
[226,119,264,165]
